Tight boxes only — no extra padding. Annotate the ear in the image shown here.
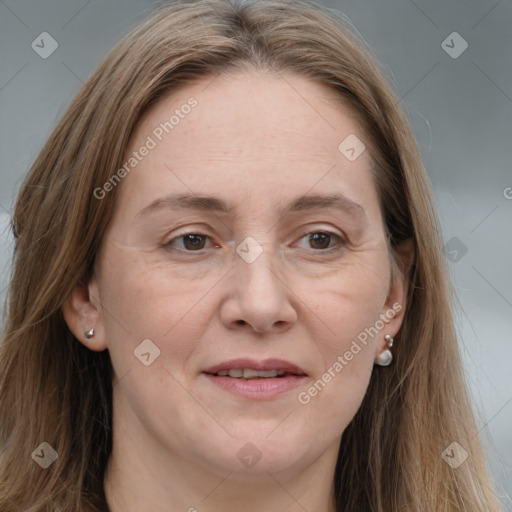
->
[62,275,108,352]
[376,238,415,357]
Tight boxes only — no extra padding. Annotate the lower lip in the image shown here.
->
[202,373,306,400]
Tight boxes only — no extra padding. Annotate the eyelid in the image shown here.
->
[162,223,218,243]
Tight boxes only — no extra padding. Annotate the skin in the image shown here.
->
[63,70,412,512]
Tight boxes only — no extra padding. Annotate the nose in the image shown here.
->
[220,241,298,334]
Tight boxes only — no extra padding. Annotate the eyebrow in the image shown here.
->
[136,192,365,219]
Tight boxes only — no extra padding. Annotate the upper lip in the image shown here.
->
[203,358,307,376]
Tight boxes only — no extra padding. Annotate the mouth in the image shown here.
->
[202,358,307,399]
[210,368,291,379]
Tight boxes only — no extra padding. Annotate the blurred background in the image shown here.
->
[0,0,511,508]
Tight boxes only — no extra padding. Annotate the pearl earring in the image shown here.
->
[84,329,95,340]
[375,334,394,366]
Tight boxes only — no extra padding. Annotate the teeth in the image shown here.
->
[215,369,287,379]
[243,369,259,378]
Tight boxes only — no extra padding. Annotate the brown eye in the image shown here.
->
[164,233,212,252]
[295,231,344,251]
[308,232,332,250]
[182,234,207,250]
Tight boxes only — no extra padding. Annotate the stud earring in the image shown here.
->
[375,334,394,366]
[84,329,95,340]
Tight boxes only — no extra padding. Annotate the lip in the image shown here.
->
[202,358,307,400]
[203,358,307,375]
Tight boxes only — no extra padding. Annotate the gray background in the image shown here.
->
[0,0,511,508]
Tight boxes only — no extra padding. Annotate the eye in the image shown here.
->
[163,233,216,252]
[294,231,345,251]
[163,230,344,254]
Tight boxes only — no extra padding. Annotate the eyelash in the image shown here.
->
[162,230,346,254]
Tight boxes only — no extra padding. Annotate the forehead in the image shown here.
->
[115,70,377,218]
[135,69,367,156]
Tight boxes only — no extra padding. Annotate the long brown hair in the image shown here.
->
[0,0,501,510]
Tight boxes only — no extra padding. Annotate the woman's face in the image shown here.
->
[69,71,408,480]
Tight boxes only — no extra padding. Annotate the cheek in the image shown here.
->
[306,247,390,347]
[296,253,389,420]
[96,244,222,377]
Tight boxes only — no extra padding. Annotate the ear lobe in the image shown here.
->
[62,278,107,352]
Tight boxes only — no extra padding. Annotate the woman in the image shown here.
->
[0,0,501,510]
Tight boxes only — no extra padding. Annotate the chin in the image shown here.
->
[200,431,319,477]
